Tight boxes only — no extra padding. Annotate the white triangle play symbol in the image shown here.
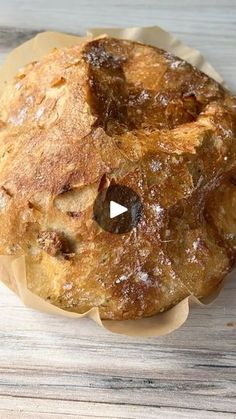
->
[110,200,128,219]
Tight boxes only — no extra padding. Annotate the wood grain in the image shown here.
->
[0,1,235,418]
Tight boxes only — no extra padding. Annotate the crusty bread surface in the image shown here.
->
[0,36,236,319]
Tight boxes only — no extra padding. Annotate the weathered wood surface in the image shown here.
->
[0,1,235,417]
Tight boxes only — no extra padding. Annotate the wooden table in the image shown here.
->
[0,1,235,418]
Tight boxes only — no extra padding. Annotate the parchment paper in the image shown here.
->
[0,26,229,337]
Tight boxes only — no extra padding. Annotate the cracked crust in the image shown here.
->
[0,36,236,319]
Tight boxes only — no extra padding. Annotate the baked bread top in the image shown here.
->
[0,36,236,320]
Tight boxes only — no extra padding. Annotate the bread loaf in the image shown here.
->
[0,36,235,320]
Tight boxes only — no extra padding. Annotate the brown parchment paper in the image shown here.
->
[0,26,229,337]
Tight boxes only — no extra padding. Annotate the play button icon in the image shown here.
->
[93,183,143,234]
[110,201,128,219]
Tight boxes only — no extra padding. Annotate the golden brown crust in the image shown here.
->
[0,36,236,319]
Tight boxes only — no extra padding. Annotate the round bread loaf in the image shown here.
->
[0,36,236,320]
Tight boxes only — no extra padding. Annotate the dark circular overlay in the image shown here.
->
[93,184,143,234]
